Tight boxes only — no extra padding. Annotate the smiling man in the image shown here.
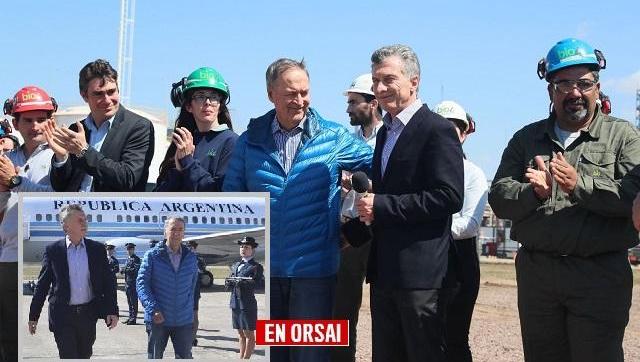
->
[49,59,154,191]
[489,38,640,362]
[0,86,60,362]
[28,204,119,359]
[355,44,464,362]
[223,58,372,362]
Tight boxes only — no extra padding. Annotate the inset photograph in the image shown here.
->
[20,193,268,360]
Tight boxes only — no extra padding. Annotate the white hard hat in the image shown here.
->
[434,100,469,131]
[343,73,374,96]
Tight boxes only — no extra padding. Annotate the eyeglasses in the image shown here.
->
[552,79,597,94]
[192,93,222,105]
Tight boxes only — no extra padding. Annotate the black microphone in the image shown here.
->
[351,171,371,225]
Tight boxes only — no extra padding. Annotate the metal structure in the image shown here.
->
[117,0,136,106]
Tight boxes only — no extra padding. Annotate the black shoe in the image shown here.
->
[192,339,198,346]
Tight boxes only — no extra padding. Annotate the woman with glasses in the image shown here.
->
[155,67,238,191]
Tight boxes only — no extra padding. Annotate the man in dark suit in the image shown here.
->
[28,204,119,359]
[357,44,464,362]
[49,59,154,192]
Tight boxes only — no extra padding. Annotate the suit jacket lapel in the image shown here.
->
[381,106,424,181]
[373,126,387,188]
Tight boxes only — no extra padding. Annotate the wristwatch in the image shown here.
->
[8,175,22,189]
[76,145,89,158]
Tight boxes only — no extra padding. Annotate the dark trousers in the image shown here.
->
[0,263,17,362]
[270,276,336,362]
[146,322,193,359]
[446,238,480,362]
[371,285,450,362]
[125,284,138,321]
[53,305,97,359]
[516,248,632,362]
[331,242,370,362]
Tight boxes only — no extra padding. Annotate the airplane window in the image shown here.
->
[219,217,225,224]
[192,216,198,224]
[183,216,188,224]
[253,218,258,225]
[210,217,216,224]
[97,215,103,222]
[36,214,42,221]
[135,215,140,222]
[46,214,52,221]
[201,216,207,224]
[236,217,242,224]
[56,215,60,222]
[245,218,250,225]
[261,218,265,225]
[228,217,233,224]
[126,215,132,222]
[152,216,158,223]
[144,215,149,223]
[117,215,123,222]
[161,216,167,222]
[87,214,93,222]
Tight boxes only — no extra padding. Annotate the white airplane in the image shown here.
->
[21,195,267,270]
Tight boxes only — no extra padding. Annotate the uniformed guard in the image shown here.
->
[105,243,119,277]
[225,236,264,359]
[121,242,141,325]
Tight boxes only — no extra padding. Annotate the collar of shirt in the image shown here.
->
[271,115,305,136]
[356,122,383,143]
[241,257,254,263]
[383,98,423,130]
[167,244,182,255]
[85,114,114,134]
[65,236,86,249]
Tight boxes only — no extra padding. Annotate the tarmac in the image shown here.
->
[21,279,267,360]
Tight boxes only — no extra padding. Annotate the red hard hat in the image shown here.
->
[4,86,57,116]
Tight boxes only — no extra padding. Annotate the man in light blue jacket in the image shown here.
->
[223,58,372,362]
[137,217,198,359]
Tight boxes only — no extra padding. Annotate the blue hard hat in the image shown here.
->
[537,38,606,81]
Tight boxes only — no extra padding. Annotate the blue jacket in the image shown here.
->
[223,108,372,277]
[136,242,198,326]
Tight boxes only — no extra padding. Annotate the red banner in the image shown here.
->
[256,320,349,346]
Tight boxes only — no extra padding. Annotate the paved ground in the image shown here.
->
[353,259,640,361]
[21,279,267,360]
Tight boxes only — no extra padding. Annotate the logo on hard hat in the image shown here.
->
[21,92,41,102]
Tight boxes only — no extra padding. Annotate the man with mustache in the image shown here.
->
[489,38,640,362]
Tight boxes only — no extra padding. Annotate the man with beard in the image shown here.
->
[332,73,382,362]
[489,38,640,362]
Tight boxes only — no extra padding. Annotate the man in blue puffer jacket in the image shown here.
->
[223,58,373,362]
[137,217,198,359]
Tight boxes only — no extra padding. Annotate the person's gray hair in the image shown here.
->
[265,58,309,89]
[59,204,85,224]
[371,44,421,80]
[164,216,185,229]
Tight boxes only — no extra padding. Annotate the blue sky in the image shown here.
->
[1,0,638,178]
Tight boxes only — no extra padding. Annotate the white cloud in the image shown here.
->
[602,71,640,94]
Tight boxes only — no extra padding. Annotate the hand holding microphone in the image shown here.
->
[353,172,374,225]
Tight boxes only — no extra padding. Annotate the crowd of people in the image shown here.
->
[0,37,638,362]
